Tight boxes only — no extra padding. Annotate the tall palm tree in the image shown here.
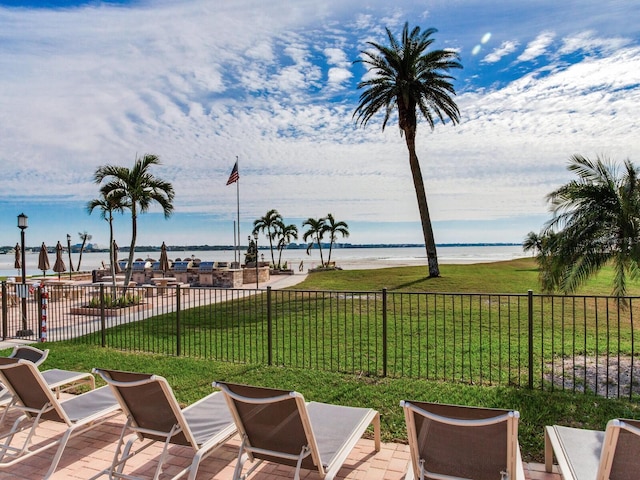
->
[275,221,298,269]
[253,209,282,267]
[87,190,126,288]
[542,154,640,297]
[354,22,462,278]
[324,213,349,266]
[93,154,175,286]
[76,231,92,271]
[302,217,327,267]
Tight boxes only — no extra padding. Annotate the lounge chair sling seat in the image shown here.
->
[545,419,640,480]
[214,381,381,480]
[0,358,120,480]
[402,400,523,480]
[93,368,237,480]
[307,401,374,469]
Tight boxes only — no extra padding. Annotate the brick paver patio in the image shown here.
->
[0,410,561,479]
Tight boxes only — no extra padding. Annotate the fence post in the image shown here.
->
[382,288,388,377]
[1,282,6,340]
[528,289,534,389]
[176,285,181,357]
[100,284,106,347]
[267,286,272,366]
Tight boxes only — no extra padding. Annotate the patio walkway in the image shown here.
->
[1,410,561,480]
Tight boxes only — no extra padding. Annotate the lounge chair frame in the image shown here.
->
[214,381,381,480]
[93,368,237,480]
[0,345,95,424]
[545,419,640,480]
[0,357,120,479]
[401,400,524,480]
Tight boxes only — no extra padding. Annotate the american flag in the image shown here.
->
[226,160,239,185]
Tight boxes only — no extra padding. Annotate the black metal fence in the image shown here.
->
[1,282,638,399]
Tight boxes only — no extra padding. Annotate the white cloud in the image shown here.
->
[0,0,639,246]
[482,40,519,63]
[517,31,555,62]
[559,30,631,56]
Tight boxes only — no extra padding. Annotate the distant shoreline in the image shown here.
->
[52,242,521,254]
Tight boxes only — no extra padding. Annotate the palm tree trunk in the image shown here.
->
[404,130,440,277]
[76,238,87,271]
[108,215,117,294]
[125,209,137,288]
[268,230,276,267]
[316,237,325,266]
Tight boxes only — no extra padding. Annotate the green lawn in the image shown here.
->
[9,342,638,464]
[4,258,639,463]
[296,257,640,296]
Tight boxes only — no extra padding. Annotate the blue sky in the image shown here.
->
[0,0,639,249]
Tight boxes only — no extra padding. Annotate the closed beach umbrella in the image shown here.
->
[38,242,50,277]
[14,243,21,271]
[159,242,170,277]
[113,240,121,273]
[53,241,66,280]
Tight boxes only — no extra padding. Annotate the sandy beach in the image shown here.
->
[0,245,526,278]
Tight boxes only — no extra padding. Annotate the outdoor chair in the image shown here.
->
[92,368,238,480]
[0,357,121,479]
[0,345,96,423]
[545,419,640,480]
[213,381,381,480]
[401,400,524,480]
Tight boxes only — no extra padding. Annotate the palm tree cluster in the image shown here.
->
[252,211,349,269]
[88,154,175,287]
[302,213,349,268]
[526,154,640,297]
[252,209,299,269]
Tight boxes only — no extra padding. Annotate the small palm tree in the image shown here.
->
[522,231,543,256]
[302,217,327,267]
[93,154,175,286]
[542,154,640,297]
[253,209,283,267]
[76,231,92,271]
[354,22,462,278]
[275,222,298,269]
[324,213,349,266]
[87,191,126,288]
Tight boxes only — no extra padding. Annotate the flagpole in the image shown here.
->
[236,156,240,266]
[233,221,237,264]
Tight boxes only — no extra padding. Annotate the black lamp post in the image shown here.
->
[253,231,259,289]
[17,213,33,336]
[66,233,73,279]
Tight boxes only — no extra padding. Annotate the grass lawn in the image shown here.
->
[295,257,640,296]
[8,342,638,464]
[3,259,639,463]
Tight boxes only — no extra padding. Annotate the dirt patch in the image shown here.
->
[545,355,640,398]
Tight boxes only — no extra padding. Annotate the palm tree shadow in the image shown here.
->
[392,276,440,290]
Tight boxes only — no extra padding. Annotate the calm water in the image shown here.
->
[0,245,525,279]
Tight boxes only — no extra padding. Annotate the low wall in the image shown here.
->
[93,266,265,288]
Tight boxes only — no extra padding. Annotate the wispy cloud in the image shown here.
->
[0,0,639,246]
[517,31,555,62]
[482,40,520,63]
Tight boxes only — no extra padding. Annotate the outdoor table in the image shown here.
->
[150,277,178,294]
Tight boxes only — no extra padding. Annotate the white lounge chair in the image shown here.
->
[0,357,120,479]
[545,419,640,480]
[401,400,525,480]
[0,345,95,423]
[93,368,238,480]
[214,381,381,480]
